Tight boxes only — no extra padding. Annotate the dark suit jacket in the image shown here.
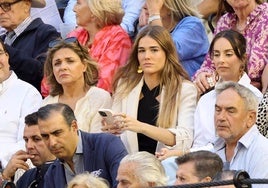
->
[43,131,128,188]
[2,18,60,91]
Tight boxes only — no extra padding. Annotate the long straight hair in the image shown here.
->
[112,25,190,128]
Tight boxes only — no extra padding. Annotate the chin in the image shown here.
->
[31,159,42,167]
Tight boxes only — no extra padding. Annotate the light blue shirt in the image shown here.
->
[63,0,76,26]
[64,0,145,38]
[171,16,209,78]
[63,131,84,183]
[214,125,268,187]
[120,0,145,37]
[192,73,263,150]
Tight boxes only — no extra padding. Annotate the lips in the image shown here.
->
[59,73,70,78]
[28,153,38,159]
[142,63,153,67]
[216,124,228,131]
[217,66,229,70]
[51,148,62,155]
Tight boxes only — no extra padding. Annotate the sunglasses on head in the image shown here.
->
[48,37,87,58]
[48,37,80,48]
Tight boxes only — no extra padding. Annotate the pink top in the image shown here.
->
[68,25,132,92]
[193,3,268,84]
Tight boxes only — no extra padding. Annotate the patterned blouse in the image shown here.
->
[193,3,268,84]
[68,25,132,93]
[256,89,268,138]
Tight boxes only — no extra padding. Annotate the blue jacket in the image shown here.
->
[43,131,128,188]
[2,18,60,91]
[16,162,53,188]
[171,16,209,78]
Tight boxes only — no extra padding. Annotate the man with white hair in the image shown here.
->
[117,151,167,187]
[0,0,60,91]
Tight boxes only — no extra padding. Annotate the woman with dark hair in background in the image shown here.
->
[194,0,268,94]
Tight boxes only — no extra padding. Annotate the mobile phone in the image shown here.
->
[98,109,115,124]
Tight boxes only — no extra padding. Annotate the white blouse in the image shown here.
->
[42,86,112,133]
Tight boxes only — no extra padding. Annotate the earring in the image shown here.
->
[137,66,143,73]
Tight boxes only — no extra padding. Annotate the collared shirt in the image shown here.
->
[4,16,32,45]
[192,73,263,150]
[213,125,268,184]
[63,131,84,183]
[120,0,145,37]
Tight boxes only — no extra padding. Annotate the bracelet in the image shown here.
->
[0,171,15,188]
[148,15,161,24]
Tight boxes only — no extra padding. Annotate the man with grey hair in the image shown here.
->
[213,81,268,187]
[116,151,167,187]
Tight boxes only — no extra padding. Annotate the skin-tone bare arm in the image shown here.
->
[155,148,185,160]
[262,64,268,93]
[146,0,164,26]
[102,114,176,146]
[197,0,220,19]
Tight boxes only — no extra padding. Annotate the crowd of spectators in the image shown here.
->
[0,0,268,188]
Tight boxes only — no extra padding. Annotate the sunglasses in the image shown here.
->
[0,0,22,12]
[48,37,87,58]
[48,37,81,48]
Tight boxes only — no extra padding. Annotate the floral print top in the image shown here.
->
[193,3,268,84]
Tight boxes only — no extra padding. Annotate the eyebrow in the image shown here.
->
[213,49,234,52]
[215,104,236,110]
[138,46,160,49]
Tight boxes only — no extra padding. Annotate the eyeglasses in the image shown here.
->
[0,0,22,12]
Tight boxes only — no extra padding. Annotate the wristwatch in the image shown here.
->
[0,170,15,188]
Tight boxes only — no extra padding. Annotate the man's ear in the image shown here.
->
[200,176,212,183]
[246,111,256,128]
[71,120,78,131]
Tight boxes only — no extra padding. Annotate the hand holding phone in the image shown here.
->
[98,109,115,124]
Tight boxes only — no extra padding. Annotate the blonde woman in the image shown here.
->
[68,172,109,188]
[102,25,198,154]
[68,0,132,93]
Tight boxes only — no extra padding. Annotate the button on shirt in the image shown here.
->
[213,125,268,187]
